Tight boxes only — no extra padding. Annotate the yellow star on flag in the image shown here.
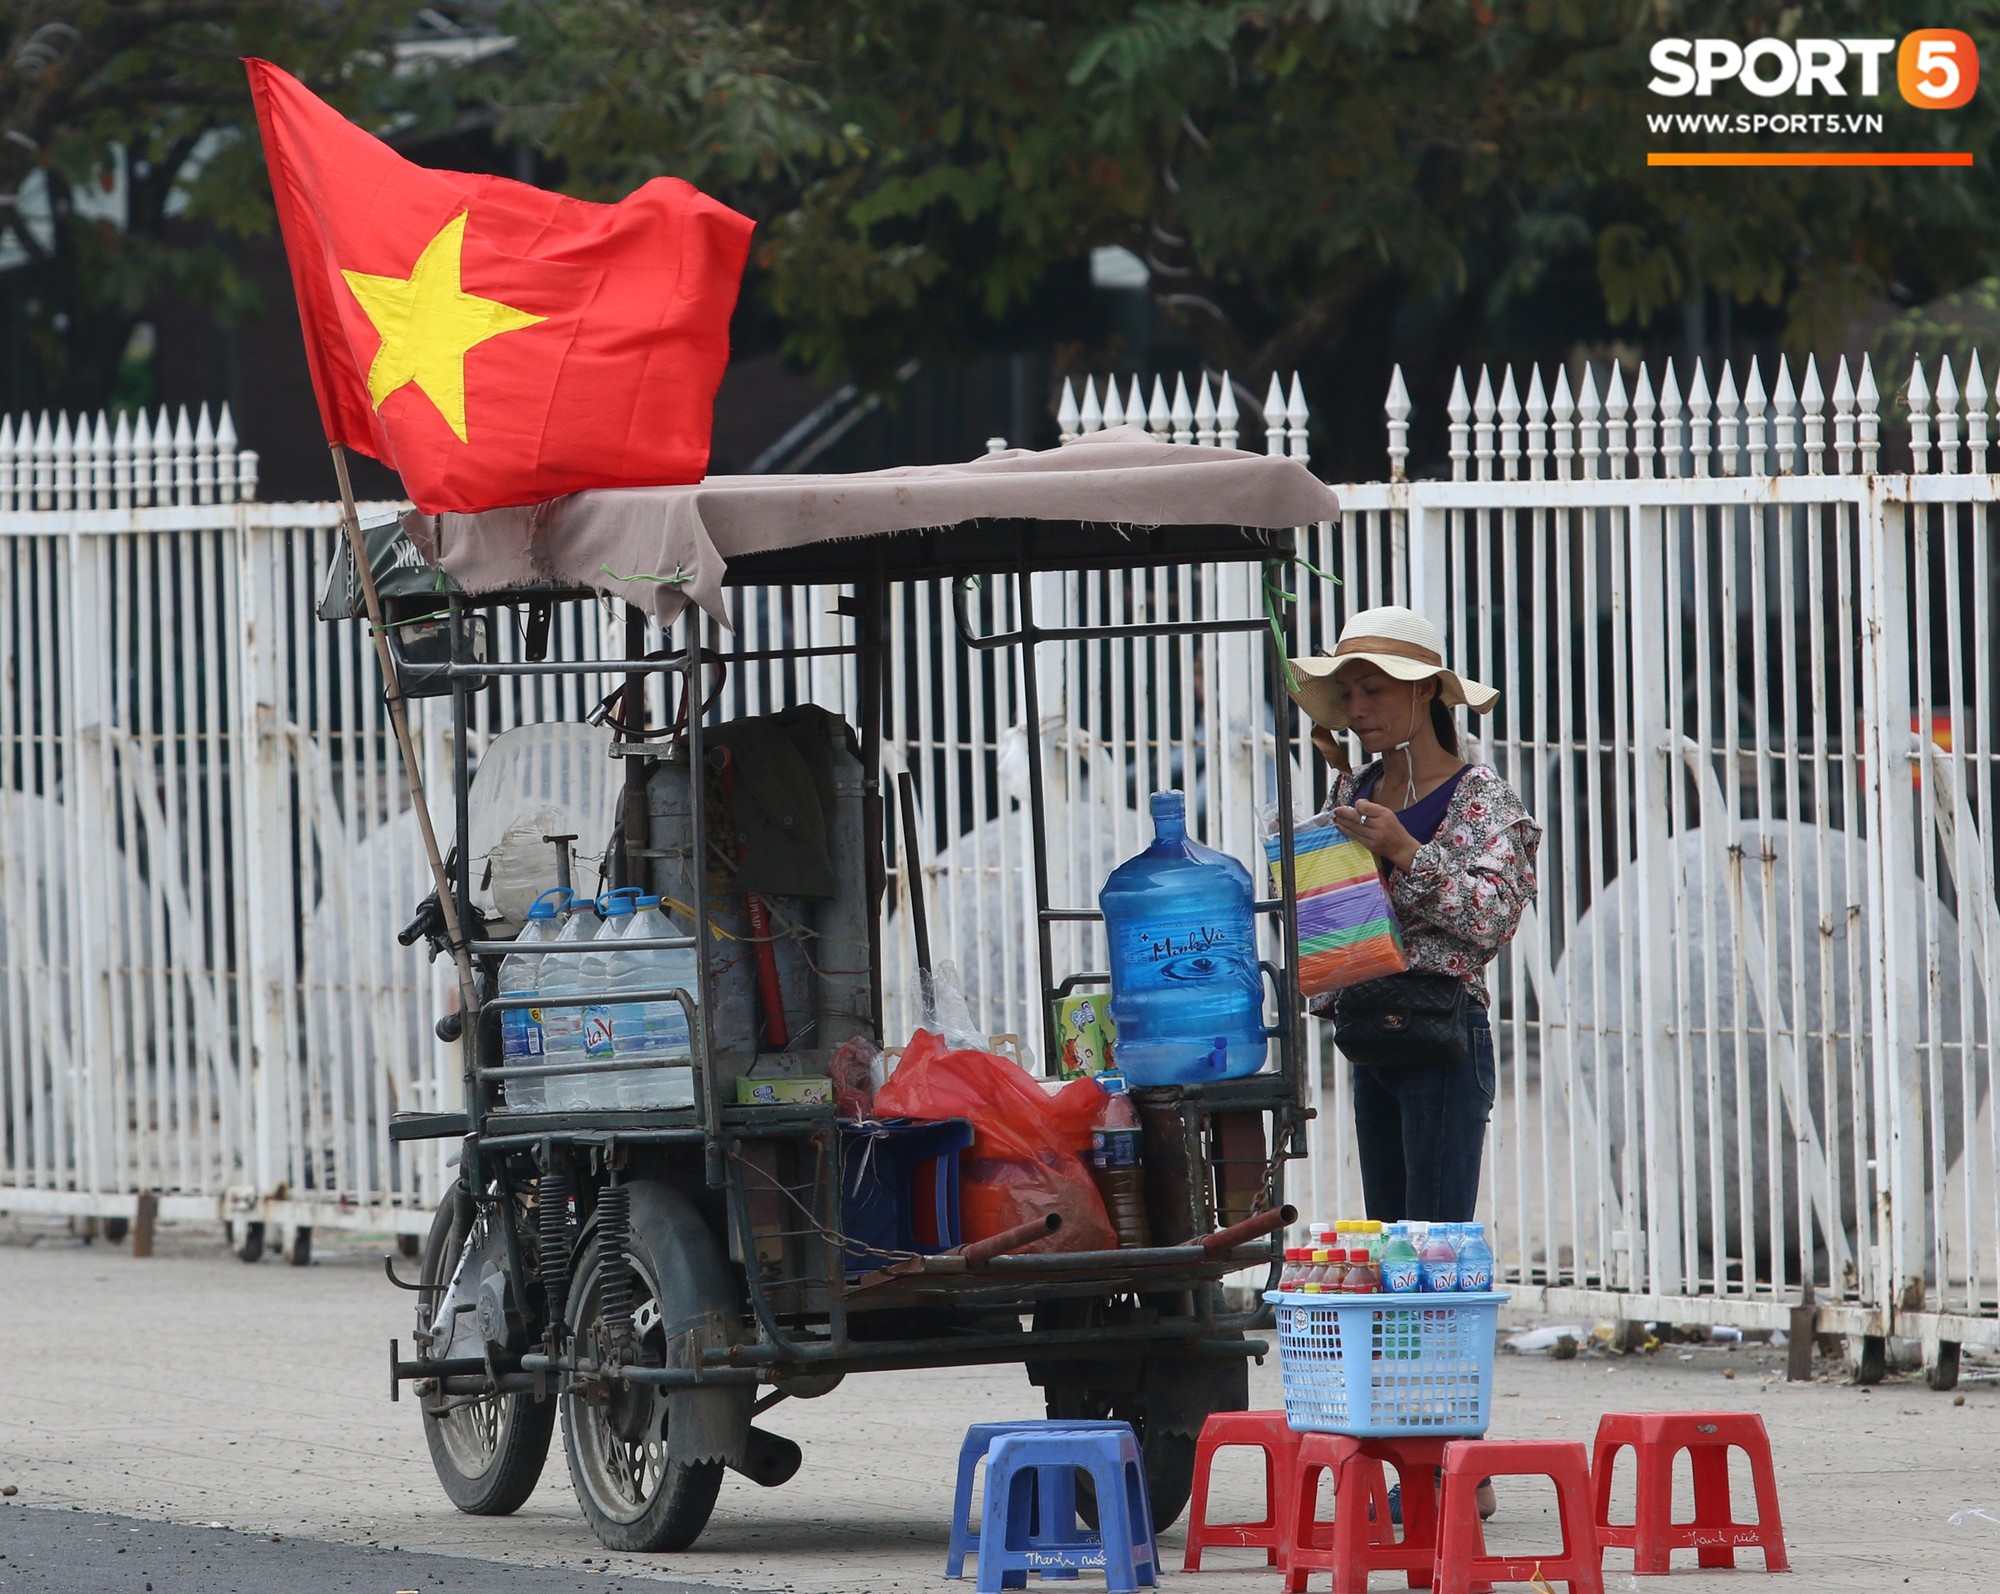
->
[341,212,545,442]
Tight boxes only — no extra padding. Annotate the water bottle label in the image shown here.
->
[1091,1128,1142,1169]
[582,1006,617,1057]
[1458,1264,1492,1291]
[1114,921,1256,993]
[1381,1259,1422,1292]
[1420,1260,1458,1292]
[501,1009,527,1060]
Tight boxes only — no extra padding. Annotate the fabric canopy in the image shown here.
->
[401,426,1340,626]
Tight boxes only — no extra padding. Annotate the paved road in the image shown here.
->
[3,1218,1997,1591]
[0,1506,716,1593]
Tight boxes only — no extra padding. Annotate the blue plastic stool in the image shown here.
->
[946,1420,1130,1579]
[977,1428,1159,1593]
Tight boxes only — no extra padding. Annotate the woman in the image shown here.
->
[1288,604,1542,1224]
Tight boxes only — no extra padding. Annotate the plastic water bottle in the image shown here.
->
[1098,790,1266,1085]
[607,894,697,1109]
[538,897,602,1109]
[1418,1224,1459,1293]
[577,890,641,1106]
[1456,1222,1494,1292]
[499,888,569,1111]
[1379,1224,1421,1293]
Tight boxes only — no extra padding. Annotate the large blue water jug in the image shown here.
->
[1099,791,1267,1085]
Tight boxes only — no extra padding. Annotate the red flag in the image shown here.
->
[245,59,754,513]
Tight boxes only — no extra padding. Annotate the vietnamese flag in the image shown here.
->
[245,59,754,514]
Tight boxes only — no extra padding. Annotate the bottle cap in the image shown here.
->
[527,887,571,921]
[596,886,642,916]
[1095,1069,1131,1096]
[1310,1248,1330,1263]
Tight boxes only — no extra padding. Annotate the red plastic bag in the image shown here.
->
[875,1030,1116,1253]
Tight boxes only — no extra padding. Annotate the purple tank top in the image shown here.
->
[1359,763,1470,845]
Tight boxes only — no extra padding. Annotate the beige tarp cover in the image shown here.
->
[401,425,1339,626]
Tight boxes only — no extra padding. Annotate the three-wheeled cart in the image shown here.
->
[367,433,1337,1552]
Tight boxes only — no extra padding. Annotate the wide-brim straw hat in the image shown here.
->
[1288,604,1499,731]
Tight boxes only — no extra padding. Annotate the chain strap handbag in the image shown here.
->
[1331,970,1470,1068]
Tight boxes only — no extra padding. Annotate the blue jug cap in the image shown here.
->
[1095,1069,1130,1096]
[527,888,571,921]
[596,887,641,916]
[633,894,662,909]
[1150,790,1187,821]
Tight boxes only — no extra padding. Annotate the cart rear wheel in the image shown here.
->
[417,1186,556,1515]
[562,1230,723,1551]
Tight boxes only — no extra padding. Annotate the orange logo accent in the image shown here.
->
[1899,30,1978,109]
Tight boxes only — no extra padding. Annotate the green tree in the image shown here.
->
[0,0,421,412]
[490,1,2000,438]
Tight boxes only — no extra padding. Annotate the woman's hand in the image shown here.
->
[1311,724,1350,773]
[1332,798,1419,872]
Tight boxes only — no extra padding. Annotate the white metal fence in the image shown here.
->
[1,364,1994,1368]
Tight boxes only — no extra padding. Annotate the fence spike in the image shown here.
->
[1550,366,1575,481]
[90,410,111,509]
[153,405,174,502]
[1384,364,1411,480]
[1446,367,1471,480]
[1216,371,1239,450]
[238,449,259,501]
[1169,373,1193,443]
[53,411,76,510]
[1286,371,1309,463]
[32,411,53,510]
[1193,373,1217,446]
[0,413,12,512]
[1658,359,1683,479]
[173,404,195,506]
[1263,372,1286,457]
[1935,354,1959,472]
[1576,363,1601,476]
[112,408,133,508]
[1715,361,1740,475]
[1126,374,1147,433]
[1524,365,1548,481]
[1801,355,1825,475]
[1965,351,1988,473]
[1604,363,1629,480]
[1057,377,1080,444]
[1101,375,1125,429]
[1688,359,1712,478]
[1831,356,1856,474]
[1497,366,1522,481]
[1079,375,1103,434]
[1906,355,1931,473]
[1631,363,1655,480]
[1148,374,1171,437]
[1472,366,1496,481]
[1742,358,1767,475]
[131,407,153,506]
[195,401,216,505]
[1857,354,1880,472]
[1771,355,1798,472]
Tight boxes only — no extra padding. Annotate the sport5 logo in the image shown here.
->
[1650,32,1978,108]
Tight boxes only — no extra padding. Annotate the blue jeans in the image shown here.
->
[1350,1009,1494,1222]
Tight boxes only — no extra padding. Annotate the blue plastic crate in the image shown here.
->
[1266,1290,1507,1438]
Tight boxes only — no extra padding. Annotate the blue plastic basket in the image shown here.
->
[1267,1290,1507,1438]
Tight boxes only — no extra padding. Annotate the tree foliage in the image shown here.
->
[489,0,2000,396]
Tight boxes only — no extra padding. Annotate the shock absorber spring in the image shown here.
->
[537,1164,572,1340]
[595,1180,634,1353]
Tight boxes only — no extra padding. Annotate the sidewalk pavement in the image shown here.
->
[2,1218,1996,1592]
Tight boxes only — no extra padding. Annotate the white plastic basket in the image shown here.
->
[1267,1290,1506,1438]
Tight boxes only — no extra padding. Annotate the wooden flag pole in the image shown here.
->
[330,443,480,1014]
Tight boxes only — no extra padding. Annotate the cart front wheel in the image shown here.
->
[417,1187,556,1515]
[562,1231,723,1551]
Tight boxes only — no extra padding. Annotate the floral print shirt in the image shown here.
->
[1309,761,1542,1010]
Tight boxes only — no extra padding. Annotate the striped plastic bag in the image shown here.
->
[1262,809,1408,999]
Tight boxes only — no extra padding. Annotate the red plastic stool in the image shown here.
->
[1591,1412,1789,1574]
[1183,1411,1301,1570]
[1435,1440,1604,1594]
[1283,1433,1457,1593]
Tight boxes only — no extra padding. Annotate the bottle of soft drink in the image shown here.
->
[1418,1222,1459,1292]
[498,888,569,1111]
[1457,1222,1495,1291]
[538,895,603,1108]
[1280,1247,1307,1290]
[1344,1244,1380,1294]
[1305,1247,1334,1293]
[1379,1224,1422,1293]
[1088,1071,1151,1248]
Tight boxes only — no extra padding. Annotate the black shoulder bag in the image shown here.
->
[1331,972,1470,1068]
[1326,766,1470,1067]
